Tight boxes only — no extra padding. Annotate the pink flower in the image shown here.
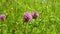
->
[32,12,39,19]
[0,14,6,21]
[23,12,32,22]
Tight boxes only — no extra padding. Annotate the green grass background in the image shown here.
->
[0,0,60,34]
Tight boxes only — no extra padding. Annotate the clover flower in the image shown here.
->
[23,12,32,22]
[0,14,6,21]
[32,12,39,19]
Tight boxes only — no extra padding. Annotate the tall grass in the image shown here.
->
[0,0,60,34]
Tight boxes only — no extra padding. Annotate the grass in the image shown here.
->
[0,0,60,34]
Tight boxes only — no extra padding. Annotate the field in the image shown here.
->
[0,0,60,34]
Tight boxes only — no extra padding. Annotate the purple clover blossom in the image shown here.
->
[32,12,39,19]
[23,12,32,22]
[0,14,6,21]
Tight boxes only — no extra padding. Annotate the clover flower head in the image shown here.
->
[32,12,39,19]
[23,12,32,22]
[0,14,6,21]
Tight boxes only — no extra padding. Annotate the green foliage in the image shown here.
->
[0,0,60,34]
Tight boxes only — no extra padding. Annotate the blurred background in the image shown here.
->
[0,0,60,34]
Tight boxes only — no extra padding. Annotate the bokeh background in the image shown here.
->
[0,0,60,34]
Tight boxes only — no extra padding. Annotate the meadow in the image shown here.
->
[0,0,60,34]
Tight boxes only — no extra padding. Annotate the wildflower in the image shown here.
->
[0,14,6,21]
[23,12,32,22]
[32,12,39,19]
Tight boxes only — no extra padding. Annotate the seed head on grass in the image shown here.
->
[23,12,32,22]
[32,12,39,19]
[0,14,6,21]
